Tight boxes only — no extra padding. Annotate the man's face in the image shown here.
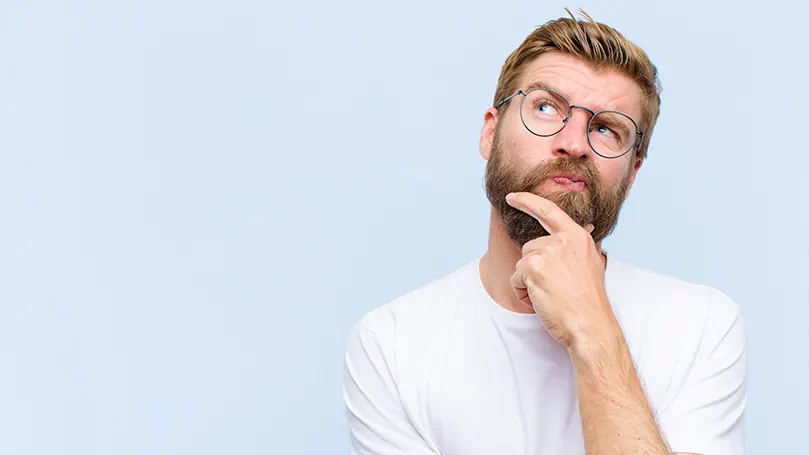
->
[481,52,644,247]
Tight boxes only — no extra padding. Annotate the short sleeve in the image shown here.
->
[659,289,748,454]
[342,322,438,455]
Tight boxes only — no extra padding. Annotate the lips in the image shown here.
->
[550,173,586,184]
[546,172,588,193]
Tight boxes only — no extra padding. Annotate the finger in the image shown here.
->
[509,265,529,301]
[584,224,594,234]
[505,192,577,235]
[522,235,554,256]
[510,258,538,310]
[509,267,527,292]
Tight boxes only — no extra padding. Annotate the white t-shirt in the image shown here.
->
[342,256,747,455]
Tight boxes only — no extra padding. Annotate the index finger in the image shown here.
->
[505,191,577,234]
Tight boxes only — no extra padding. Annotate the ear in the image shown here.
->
[625,154,644,193]
[479,107,499,161]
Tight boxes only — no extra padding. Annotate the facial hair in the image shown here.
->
[484,128,632,247]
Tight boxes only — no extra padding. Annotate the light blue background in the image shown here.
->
[1,0,807,453]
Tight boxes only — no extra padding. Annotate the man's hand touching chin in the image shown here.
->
[506,191,674,455]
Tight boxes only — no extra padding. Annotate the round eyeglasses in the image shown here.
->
[496,88,644,159]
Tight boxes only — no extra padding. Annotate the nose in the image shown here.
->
[550,106,594,159]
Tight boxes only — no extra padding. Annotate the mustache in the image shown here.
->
[517,157,600,192]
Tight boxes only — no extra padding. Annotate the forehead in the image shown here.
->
[516,52,643,121]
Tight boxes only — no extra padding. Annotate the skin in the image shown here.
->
[478,52,700,455]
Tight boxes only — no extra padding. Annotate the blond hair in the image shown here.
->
[493,9,661,160]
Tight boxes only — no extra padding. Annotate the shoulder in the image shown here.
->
[605,259,746,413]
[352,259,480,349]
[606,259,745,375]
[607,258,742,325]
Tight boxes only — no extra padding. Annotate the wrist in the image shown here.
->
[566,302,624,363]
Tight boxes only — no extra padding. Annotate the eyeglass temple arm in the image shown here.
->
[633,130,645,152]
[495,90,524,109]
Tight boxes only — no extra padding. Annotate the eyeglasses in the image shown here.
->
[496,88,644,159]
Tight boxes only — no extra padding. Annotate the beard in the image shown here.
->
[484,128,632,247]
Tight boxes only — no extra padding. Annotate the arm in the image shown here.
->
[568,309,671,455]
[503,193,735,455]
[343,322,437,455]
[506,192,671,453]
[567,291,746,455]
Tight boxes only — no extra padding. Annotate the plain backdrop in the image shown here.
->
[1,0,807,454]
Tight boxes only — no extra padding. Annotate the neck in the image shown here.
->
[480,207,607,314]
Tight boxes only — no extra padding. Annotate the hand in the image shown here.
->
[506,191,613,349]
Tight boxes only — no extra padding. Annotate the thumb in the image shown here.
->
[584,224,595,234]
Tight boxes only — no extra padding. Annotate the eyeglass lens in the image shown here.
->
[520,89,637,157]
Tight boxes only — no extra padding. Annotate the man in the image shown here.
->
[343,10,747,455]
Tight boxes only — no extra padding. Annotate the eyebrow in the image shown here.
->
[523,80,569,99]
[524,79,634,121]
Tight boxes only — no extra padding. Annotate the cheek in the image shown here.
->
[499,126,555,167]
[598,159,634,188]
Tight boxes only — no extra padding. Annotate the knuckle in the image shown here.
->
[528,254,544,272]
[539,204,556,219]
[521,239,535,257]
[516,255,535,273]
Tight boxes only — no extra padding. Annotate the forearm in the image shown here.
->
[568,311,670,455]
